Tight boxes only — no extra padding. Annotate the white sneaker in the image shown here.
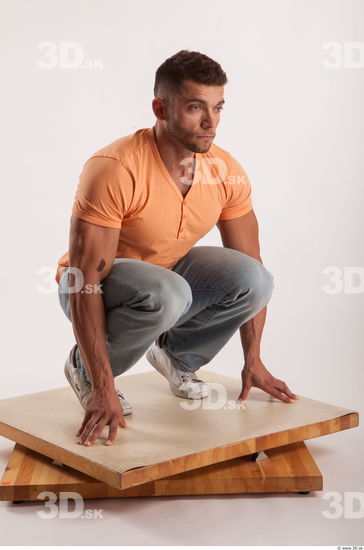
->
[64,344,133,415]
[146,342,209,399]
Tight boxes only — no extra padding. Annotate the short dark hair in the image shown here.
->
[154,50,228,100]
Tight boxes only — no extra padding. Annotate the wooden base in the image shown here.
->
[0,441,322,501]
[0,370,358,491]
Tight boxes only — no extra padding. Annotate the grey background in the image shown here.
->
[0,0,363,545]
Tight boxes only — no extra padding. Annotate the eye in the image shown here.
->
[216,106,224,112]
[188,104,200,111]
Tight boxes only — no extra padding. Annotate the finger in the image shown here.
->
[268,387,293,403]
[274,380,298,400]
[105,422,119,445]
[85,418,108,446]
[283,384,299,399]
[283,386,298,399]
[238,382,251,402]
[119,415,127,428]
[77,415,101,444]
[75,413,91,438]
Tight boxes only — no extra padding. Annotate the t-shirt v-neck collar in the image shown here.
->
[148,127,200,202]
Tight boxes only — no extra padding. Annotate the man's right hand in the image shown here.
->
[76,387,127,446]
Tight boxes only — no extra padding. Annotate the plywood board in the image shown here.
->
[0,441,322,500]
[0,370,358,490]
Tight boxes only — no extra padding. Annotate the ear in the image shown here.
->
[152,97,168,121]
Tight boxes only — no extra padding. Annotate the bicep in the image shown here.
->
[216,209,261,258]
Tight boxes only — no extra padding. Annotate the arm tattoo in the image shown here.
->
[97,258,106,272]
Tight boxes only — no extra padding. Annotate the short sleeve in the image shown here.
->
[218,154,253,221]
[71,155,134,228]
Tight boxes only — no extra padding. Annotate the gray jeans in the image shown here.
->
[58,245,274,382]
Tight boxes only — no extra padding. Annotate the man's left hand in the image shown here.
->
[238,357,299,404]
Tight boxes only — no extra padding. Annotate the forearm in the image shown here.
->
[239,253,266,363]
[239,305,266,363]
[69,284,114,392]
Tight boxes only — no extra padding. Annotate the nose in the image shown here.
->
[201,109,218,130]
[201,113,213,128]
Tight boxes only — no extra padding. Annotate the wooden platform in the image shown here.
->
[0,441,322,501]
[0,370,358,491]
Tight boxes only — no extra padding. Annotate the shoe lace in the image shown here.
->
[115,389,125,400]
[180,370,202,383]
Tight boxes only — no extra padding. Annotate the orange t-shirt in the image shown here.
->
[55,127,253,284]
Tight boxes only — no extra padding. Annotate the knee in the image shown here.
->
[226,256,274,309]
[246,262,274,310]
[152,275,193,322]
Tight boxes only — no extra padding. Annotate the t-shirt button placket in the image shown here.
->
[179,202,185,235]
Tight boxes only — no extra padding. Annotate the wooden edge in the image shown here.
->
[119,412,358,490]
[0,440,322,500]
[0,422,119,489]
[0,411,358,492]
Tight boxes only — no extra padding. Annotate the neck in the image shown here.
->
[153,123,195,181]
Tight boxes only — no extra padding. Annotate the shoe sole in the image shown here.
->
[146,347,209,399]
[64,354,133,415]
[116,392,133,416]
[64,359,87,410]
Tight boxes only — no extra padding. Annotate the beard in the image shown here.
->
[165,118,212,154]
